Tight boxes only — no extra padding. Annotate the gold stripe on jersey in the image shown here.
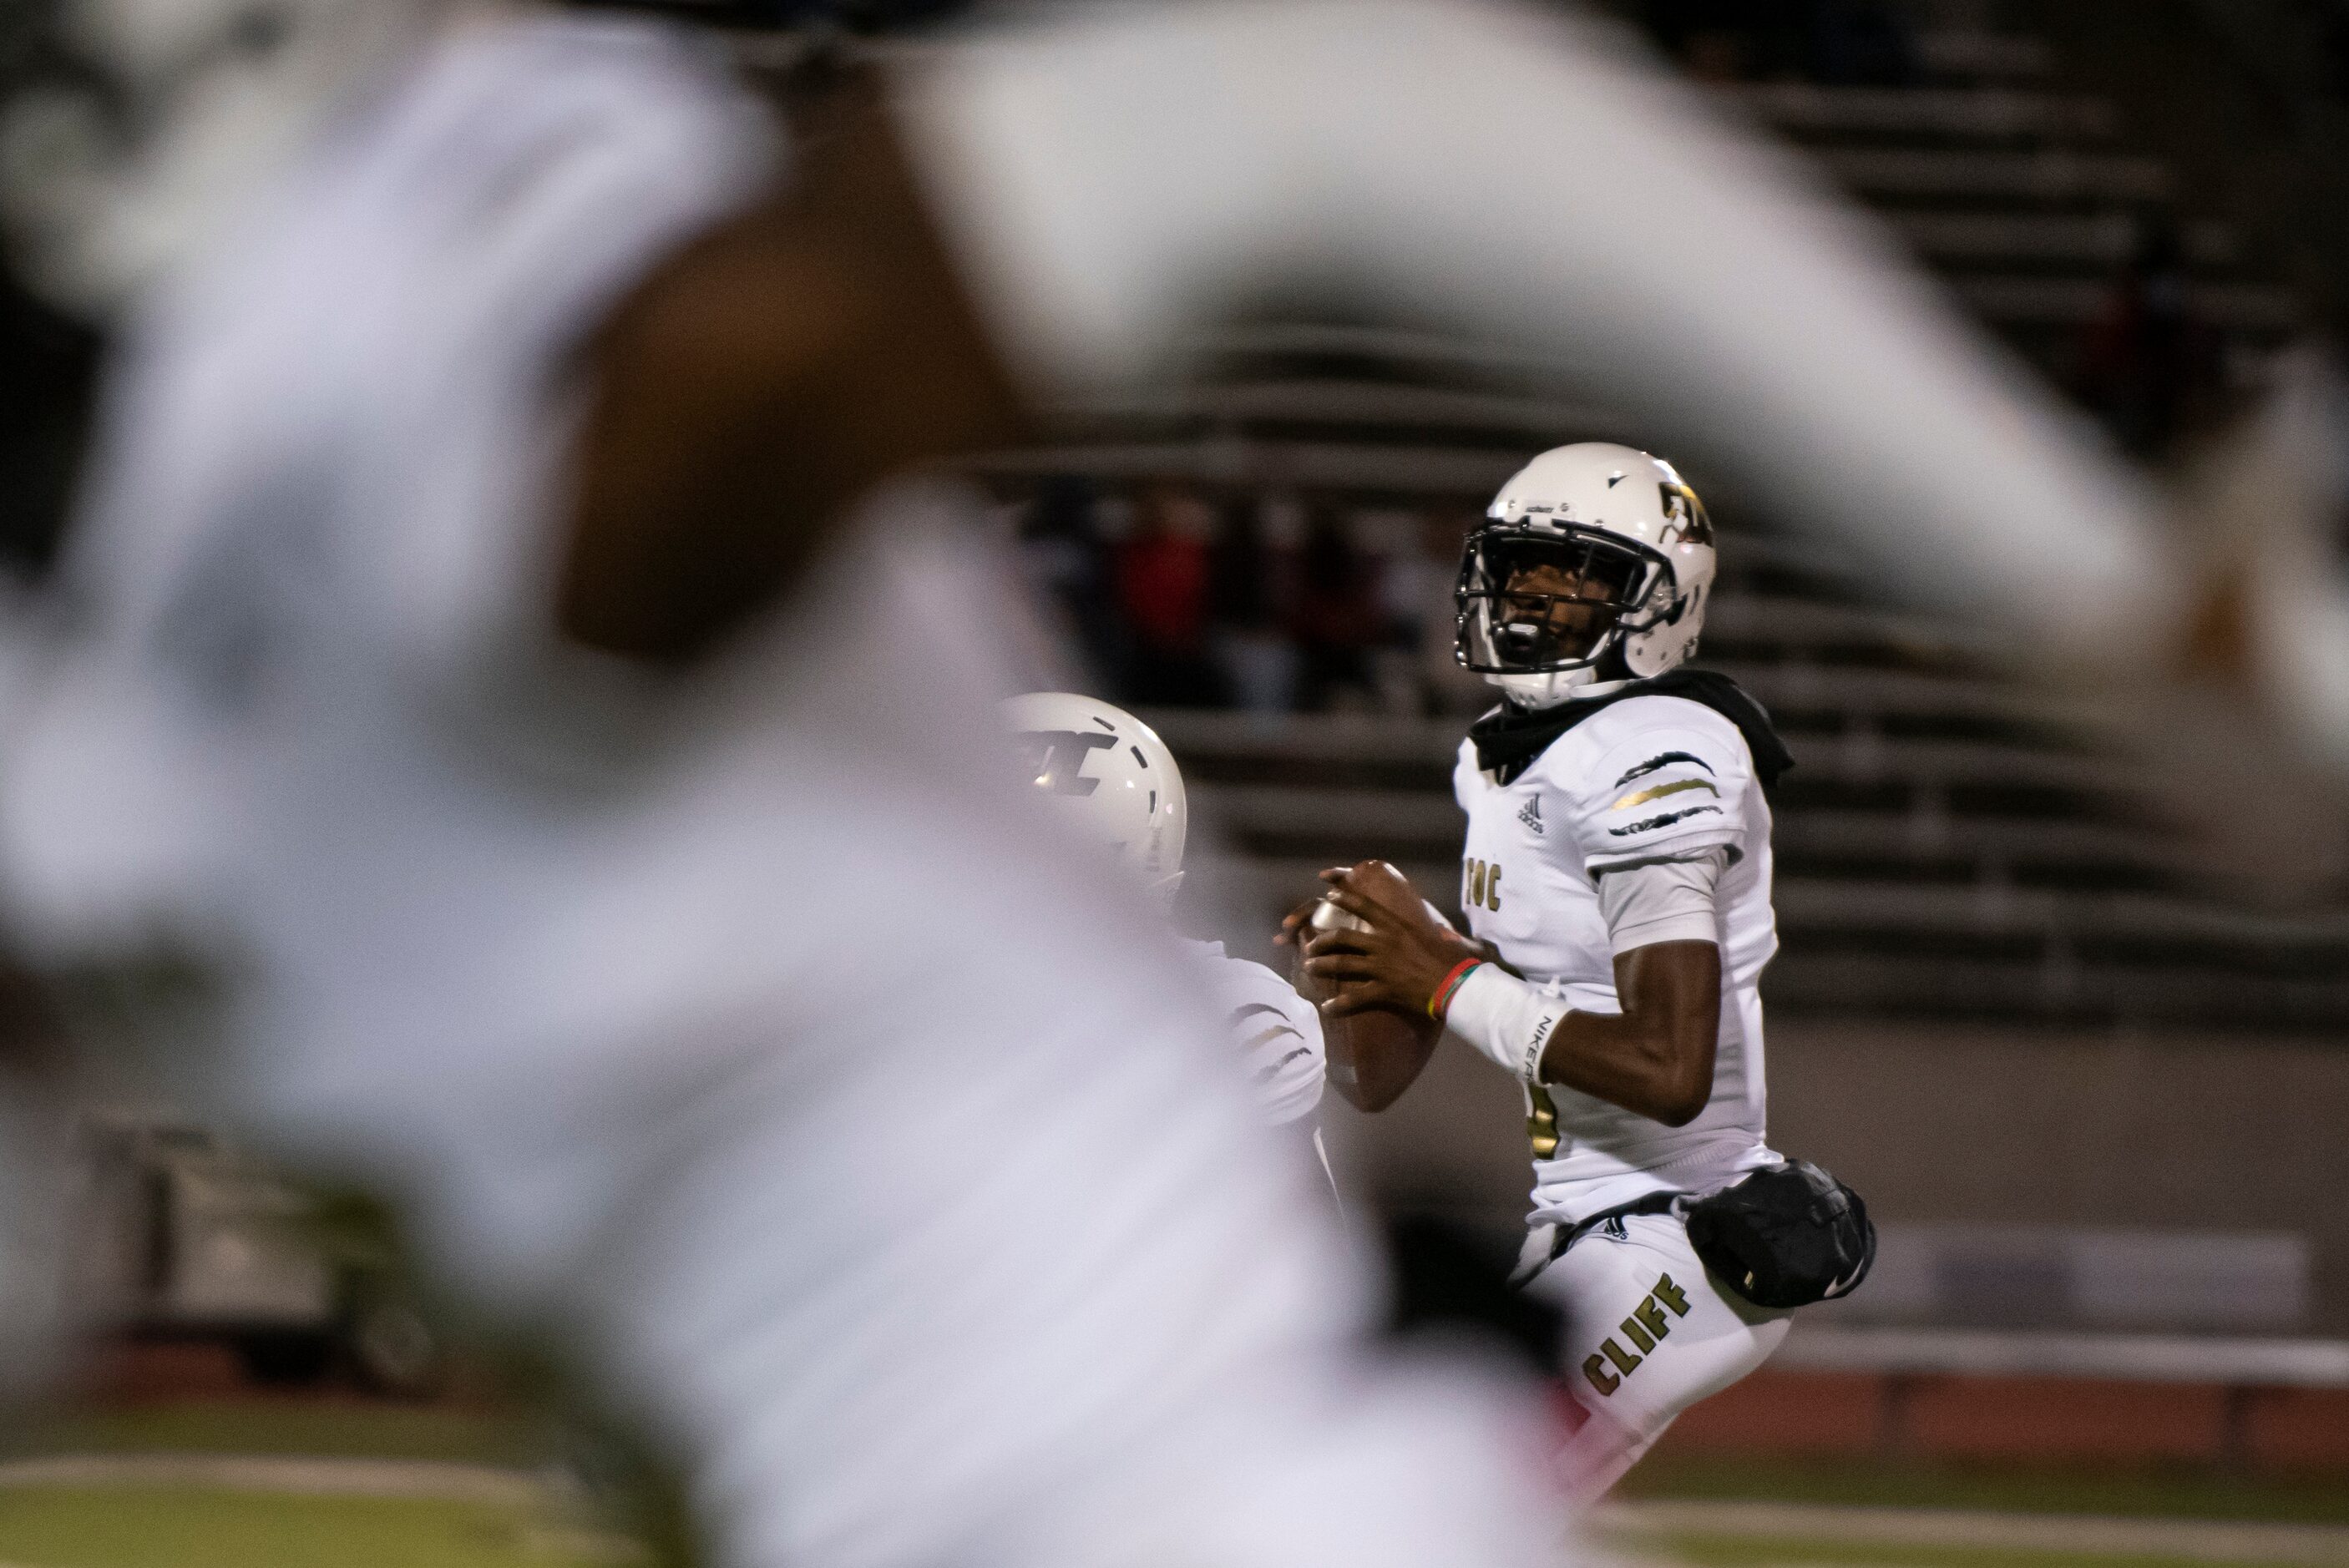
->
[1608,776,1720,812]
[1242,1024,1302,1053]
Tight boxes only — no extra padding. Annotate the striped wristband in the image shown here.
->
[1428,958,1485,1021]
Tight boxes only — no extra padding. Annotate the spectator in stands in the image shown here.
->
[1804,0,1917,87]
[1639,0,1762,82]
[1410,508,1498,716]
[2073,210,2223,461]
[1639,0,1912,85]
[1207,493,1303,713]
[1291,505,1384,711]
[1115,483,1228,706]
[0,276,96,575]
[1360,506,1437,716]
[1015,473,1121,681]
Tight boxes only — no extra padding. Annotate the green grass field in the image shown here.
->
[0,1401,651,1568]
[1634,1535,2319,1568]
[1609,1455,2349,1568]
[0,1489,622,1568]
[5,1403,548,1469]
[3,1401,2346,1568]
[1623,1454,2349,1525]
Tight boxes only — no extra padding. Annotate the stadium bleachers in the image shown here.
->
[984,4,2349,1033]
[1147,514,2349,1030]
[1153,610,2349,1328]
[1153,621,2349,1034]
[1710,16,2299,361]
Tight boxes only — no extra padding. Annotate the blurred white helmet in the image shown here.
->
[0,0,458,316]
[1005,692,1189,901]
[1456,441,1717,709]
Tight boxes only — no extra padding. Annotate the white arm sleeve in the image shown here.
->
[1596,847,1728,954]
[1443,964,1568,1085]
[899,0,2166,663]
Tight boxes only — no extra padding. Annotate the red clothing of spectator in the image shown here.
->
[1291,516,1383,651]
[2071,215,2222,462]
[1117,529,1211,652]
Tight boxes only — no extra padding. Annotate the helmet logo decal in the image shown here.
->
[1017,731,1116,796]
[1658,483,1714,549]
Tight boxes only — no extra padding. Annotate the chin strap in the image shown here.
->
[1487,630,1640,711]
[1495,673,1629,711]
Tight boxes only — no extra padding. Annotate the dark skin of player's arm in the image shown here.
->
[554,65,1031,663]
[1292,863,1720,1125]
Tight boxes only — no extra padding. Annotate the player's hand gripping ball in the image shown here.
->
[1283,861,1450,1068]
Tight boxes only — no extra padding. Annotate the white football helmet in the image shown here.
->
[1456,441,1717,709]
[1004,692,1189,901]
[0,0,458,317]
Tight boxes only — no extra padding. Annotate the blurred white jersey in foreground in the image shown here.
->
[0,15,1559,1567]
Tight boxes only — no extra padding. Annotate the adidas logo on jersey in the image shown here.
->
[1518,796,1544,835]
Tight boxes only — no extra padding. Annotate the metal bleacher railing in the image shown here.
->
[1776,1222,2349,1459]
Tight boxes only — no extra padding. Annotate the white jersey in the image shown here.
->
[1186,940,1324,1127]
[1452,694,1782,1227]
[0,17,1560,1567]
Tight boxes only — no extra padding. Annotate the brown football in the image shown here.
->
[1292,883,1441,1094]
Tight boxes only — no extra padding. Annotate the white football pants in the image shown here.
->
[1521,1212,1790,1500]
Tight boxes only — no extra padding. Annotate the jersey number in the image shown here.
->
[1526,1084,1559,1158]
[1463,857,1502,912]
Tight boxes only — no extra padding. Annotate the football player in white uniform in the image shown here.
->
[0,0,2178,1550]
[1005,694,1333,1179]
[1295,443,1868,1500]
[0,9,1562,1565]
